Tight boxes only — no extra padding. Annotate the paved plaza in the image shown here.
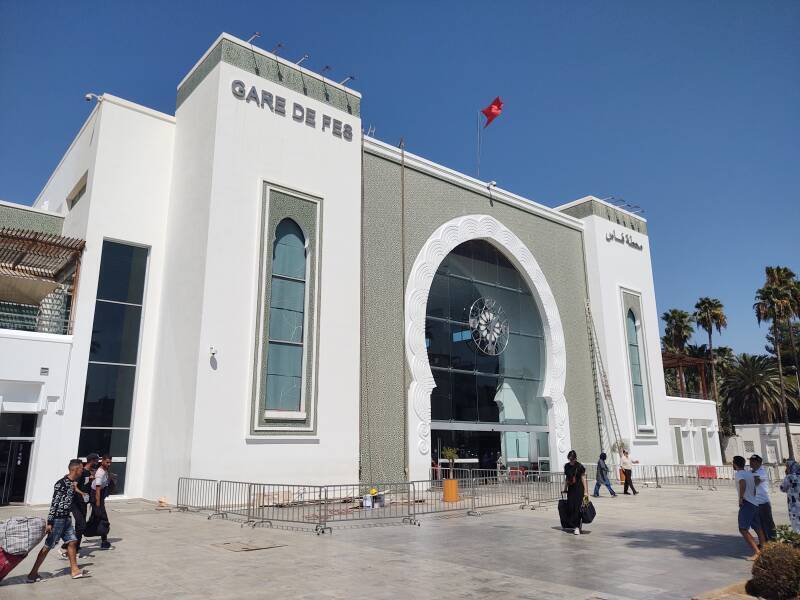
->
[0,485,790,599]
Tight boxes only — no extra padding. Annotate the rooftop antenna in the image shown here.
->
[271,42,284,55]
[339,74,355,85]
[295,53,309,65]
[366,124,376,136]
[246,32,261,44]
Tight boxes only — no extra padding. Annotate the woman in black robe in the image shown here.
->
[563,449,589,535]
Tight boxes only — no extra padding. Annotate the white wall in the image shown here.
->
[666,397,721,464]
[578,200,697,464]
[143,64,220,500]
[726,423,800,464]
[33,108,101,219]
[0,332,73,502]
[84,98,175,500]
[15,96,175,504]
[180,60,362,488]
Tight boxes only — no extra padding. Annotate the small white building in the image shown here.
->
[0,33,719,505]
[726,423,800,464]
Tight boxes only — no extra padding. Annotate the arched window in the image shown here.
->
[626,309,648,426]
[265,219,306,411]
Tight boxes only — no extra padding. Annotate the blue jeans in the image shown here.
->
[44,517,77,549]
[593,479,616,496]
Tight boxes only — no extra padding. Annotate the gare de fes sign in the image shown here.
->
[231,80,354,142]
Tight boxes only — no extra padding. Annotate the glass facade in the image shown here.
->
[625,309,648,427]
[265,219,306,412]
[78,240,148,493]
[427,240,549,469]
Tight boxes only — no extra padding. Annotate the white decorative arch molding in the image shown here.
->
[405,214,571,480]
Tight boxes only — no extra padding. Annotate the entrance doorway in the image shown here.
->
[0,413,37,505]
[0,441,32,505]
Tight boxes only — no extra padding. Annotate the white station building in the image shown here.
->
[0,34,720,505]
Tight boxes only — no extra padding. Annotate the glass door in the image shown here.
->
[0,440,32,505]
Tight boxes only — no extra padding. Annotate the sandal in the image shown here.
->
[72,569,91,579]
[26,575,43,584]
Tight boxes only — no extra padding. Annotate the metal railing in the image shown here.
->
[0,302,73,335]
[410,478,474,517]
[176,464,777,535]
[175,477,219,512]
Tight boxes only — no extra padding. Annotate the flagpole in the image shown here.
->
[476,111,482,178]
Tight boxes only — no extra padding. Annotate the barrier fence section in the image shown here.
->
[410,478,474,517]
[248,484,326,531]
[525,472,565,505]
[176,477,218,512]
[216,480,251,520]
[176,464,778,532]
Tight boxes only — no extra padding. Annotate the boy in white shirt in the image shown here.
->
[749,454,775,541]
[733,455,766,560]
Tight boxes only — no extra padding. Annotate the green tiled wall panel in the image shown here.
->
[177,39,360,117]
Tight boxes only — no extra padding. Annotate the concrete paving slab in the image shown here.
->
[0,486,790,599]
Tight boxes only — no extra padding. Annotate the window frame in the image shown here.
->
[264,218,308,419]
[620,288,656,436]
[251,184,321,434]
[78,238,150,496]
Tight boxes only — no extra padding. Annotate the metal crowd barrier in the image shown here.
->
[429,467,472,483]
[321,482,415,531]
[248,484,326,531]
[410,478,474,517]
[216,480,251,520]
[178,463,770,534]
[472,475,531,512]
[176,477,218,512]
[525,472,565,505]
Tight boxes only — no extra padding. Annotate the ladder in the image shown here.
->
[585,300,623,456]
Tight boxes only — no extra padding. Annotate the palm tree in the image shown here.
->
[661,309,694,396]
[722,354,798,424]
[765,267,800,397]
[661,309,694,352]
[694,297,727,457]
[754,281,796,459]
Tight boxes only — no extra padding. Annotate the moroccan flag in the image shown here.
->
[481,96,504,128]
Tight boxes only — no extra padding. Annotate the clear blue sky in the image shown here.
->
[1,1,797,354]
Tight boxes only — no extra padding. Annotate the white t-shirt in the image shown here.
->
[752,466,771,505]
[735,469,758,505]
[92,467,109,491]
[620,455,633,470]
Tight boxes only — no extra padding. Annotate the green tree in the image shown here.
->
[721,354,798,424]
[754,277,796,459]
[661,309,695,353]
[694,297,727,457]
[765,267,800,399]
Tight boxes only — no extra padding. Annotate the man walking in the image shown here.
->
[620,450,639,495]
[592,452,617,497]
[733,455,766,560]
[91,454,113,549]
[60,453,98,559]
[750,454,776,541]
[27,459,90,582]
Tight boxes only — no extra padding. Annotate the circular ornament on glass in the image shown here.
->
[469,297,510,355]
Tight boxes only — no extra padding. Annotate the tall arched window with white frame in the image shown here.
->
[265,218,307,412]
[625,308,650,428]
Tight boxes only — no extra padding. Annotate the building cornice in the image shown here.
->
[177,33,361,116]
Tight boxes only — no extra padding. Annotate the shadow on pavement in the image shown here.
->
[613,529,745,559]
[1,562,95,587]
